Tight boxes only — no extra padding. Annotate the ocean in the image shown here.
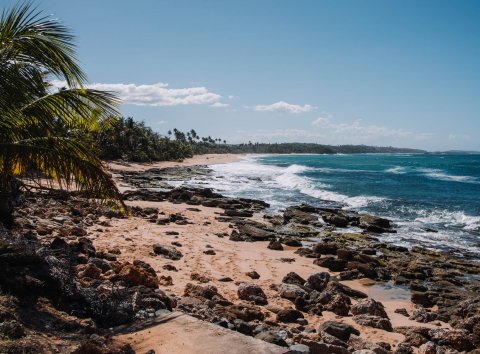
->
[189,153,480,256]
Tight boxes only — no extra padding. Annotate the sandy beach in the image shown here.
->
[92,154,455,353]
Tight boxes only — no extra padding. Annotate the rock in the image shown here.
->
[246,271,260,279]
[267,240,284,250]
[88,257,112,273]
[352,351,377,354]
[327,281,368,299]
[236,223,275,241]
[358,214,392,230]
[158,275,173,286]
[429,328,474,352]
[282,272,307,287]
[255,331,288,347]
[281,237,303,247]
[284,207,318,224]
[319,331,348,347]
[418,342,437,354]
[348,336,389,354]
[276,309,304,323]
[409,307,437,323]
[321,212,349,228]
[394,327,430,347]
[118,260,159,289]
[324,293,351,316]
[314,257,346,272]
[289,344,310,353]
[152,244,183,260]
[190,272,210,283]
[336,249,357,260]
[221,303,265,322]
[162,264,177,272]
[353,314,393,332]
[312,242,338,255]
[351,298,389,318]
[278,283,308,300]
[394,308,409,317]
[78,263,102,279]
[218,276,233,282]
[300,339,349,354]
[184,283,218,299]
[319,321,360,341]
[306,272,330,291]
[0,320,26,339]
[224,209,254,217]
[203,249,216,255]
[237,283,268,305]
[394,342,413,354]
[233,319,253,336]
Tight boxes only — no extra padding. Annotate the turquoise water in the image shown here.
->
[199,153,480,255]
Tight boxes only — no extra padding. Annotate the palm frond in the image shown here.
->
[0,136,125,210]
[0,1,86,86]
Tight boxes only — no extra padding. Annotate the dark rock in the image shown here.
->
[324,293,351,316]
[220,303,265,322]
[347,335,389,354]
[353,314,393,331]
[312,242,338,255]
[246,271,260,279]
[276,308,304,323]
[278,283,308,300]
[255,331,288,347]
[233,319,253,336]
[282,272,307,287]
[281,237,303,247]
[327,281,368,299]
[306,272,330,291]
[237,283,268,305]
[184,283,218,299]
[267,240,284,250]
[314,257,346,272]
[351,298,389,319]
[152,244,183,260]
[319,321,360,341]
[321,213,349,228]
[203,249,216,255]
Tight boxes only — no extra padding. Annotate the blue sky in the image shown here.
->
[7,0,480,150]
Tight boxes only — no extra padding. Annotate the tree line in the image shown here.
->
[92,117,425,162]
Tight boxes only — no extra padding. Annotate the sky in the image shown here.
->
[6,0,480,151]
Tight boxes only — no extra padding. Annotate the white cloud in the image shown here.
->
[210,102,229,108]
[254,101,315,114]
[156,120,167,125]
[50,80,226,107]
[310,116,420,141]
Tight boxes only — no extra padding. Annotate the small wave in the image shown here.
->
[417,168,478,183]
[414,209,480,231]
[385,166,407,174]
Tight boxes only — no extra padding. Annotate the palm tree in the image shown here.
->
[0,2,125,226]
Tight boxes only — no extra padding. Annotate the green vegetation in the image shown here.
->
[0,2,124,226]
[94,117,425,162]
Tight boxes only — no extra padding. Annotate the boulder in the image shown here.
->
[324,293,351,316]
[351,299,388,319]
[278,283,308,300]
[306,272,330,292]
[314,257,346,272]
[118,260,159,289]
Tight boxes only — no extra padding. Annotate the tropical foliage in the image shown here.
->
[0,2,124,226]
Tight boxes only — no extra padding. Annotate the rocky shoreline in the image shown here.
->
[1,164,479,353]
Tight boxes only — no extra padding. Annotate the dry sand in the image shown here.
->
[93,154,448,353]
